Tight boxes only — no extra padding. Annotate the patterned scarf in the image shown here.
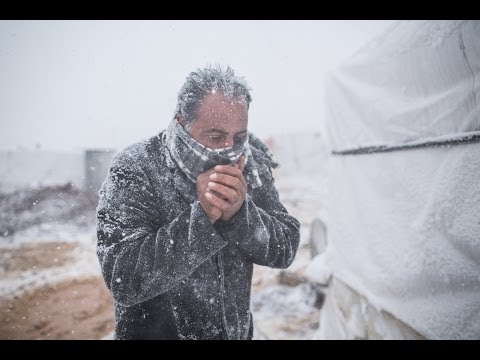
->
[165,120,263,189]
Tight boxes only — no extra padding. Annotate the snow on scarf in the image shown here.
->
[165,120,263,189]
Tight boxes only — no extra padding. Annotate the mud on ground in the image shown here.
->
[0,276,114,340]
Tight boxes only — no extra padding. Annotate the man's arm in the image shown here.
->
[96,154,226,308]
[208,163,300,269]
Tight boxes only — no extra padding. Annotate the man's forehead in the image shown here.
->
[200,92,247,108]
[196,97,248,124]
[192,92,248,134]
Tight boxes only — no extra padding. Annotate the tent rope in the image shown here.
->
[332,131,480,156]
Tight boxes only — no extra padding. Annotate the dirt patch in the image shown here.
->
[0,242,78,272]
[0,276,114,339]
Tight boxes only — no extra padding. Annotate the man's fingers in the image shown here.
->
[208,188,228,201]
[205,192,231,211]
[209,173,245,191]
[238,156,246,172]
[207,182,239,204]
[214,164,244,178]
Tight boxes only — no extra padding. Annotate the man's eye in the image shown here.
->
[208,135,224,142]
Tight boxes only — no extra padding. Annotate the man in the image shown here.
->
[96,65,300,340]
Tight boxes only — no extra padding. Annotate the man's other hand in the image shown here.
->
[205,156,247,222]
[197,167,223,223]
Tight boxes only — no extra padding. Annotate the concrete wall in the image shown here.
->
[0,150,115,192]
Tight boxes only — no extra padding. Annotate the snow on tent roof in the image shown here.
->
[325,20,480,153]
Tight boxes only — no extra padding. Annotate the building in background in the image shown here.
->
[0,149,115,193]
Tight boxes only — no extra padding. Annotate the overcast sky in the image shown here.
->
[0,20,394,152]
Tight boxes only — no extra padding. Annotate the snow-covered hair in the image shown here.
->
[174,65,252,126]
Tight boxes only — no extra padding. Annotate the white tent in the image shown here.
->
[317,20,480,339]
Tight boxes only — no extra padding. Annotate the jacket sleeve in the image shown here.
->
[96,153,227,307]
[216,169,300,269]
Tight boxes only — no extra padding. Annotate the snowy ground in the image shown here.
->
[250,174,328,339]
[0,185,114,339]
[0,173,327,340]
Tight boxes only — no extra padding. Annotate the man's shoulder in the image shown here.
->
[110,132,167,172]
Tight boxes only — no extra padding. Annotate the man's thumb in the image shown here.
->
[238,156,246,172]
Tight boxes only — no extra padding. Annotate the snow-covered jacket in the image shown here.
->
[96,131,300,339]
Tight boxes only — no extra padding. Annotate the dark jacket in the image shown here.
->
[96,131,300,340]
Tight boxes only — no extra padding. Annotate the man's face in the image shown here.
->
[181,93,248,149]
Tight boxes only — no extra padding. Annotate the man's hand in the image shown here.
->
[197,167,224,223]
[205,156,247,222]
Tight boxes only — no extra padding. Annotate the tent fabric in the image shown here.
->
[324,20,480,339]
[326,20,480,152]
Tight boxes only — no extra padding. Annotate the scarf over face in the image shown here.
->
[165,120,263,189]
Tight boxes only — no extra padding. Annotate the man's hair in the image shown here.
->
[175,65,252,126]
